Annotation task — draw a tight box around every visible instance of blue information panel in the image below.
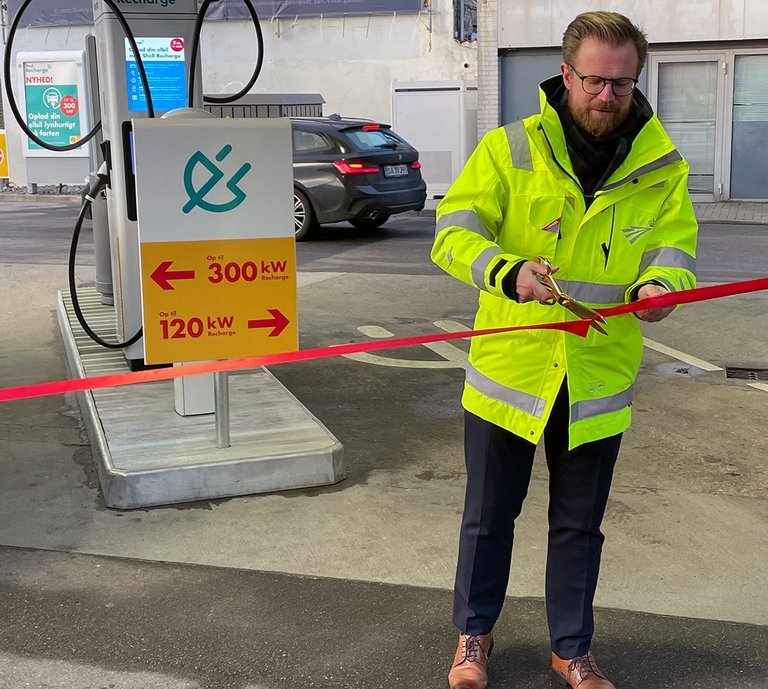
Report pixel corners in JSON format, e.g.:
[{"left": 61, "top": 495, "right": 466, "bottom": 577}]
[{"left": 125, "top": 37, "right": 188, "bottom": 113}]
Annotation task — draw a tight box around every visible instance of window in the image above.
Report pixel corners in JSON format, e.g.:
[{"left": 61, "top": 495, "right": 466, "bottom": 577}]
[
  {"left": 342, "top": 128, "right": 407, "bottom": 151},
  {"left": 656, "top": 61, "right": 719, "bottom": 194},
  {"left": 730, "top": 54, "right": 768, "bottom": 199},
  {"left": 649, "top": 53, "right": 725, "bottom": 199},
  {"left": 454, "top": 0, "right": 476, "bottom": 42},
  {"left": 292, "top": 130, "right": 337, "bottom": 154}
]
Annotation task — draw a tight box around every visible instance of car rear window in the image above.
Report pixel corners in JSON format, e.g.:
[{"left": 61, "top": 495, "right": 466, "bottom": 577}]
[
  {"left": 342, "top": 128, "right": 409, "bottom": 151},
  {"left": 293, "top": 129, "right": 338, "bottom": 153}
]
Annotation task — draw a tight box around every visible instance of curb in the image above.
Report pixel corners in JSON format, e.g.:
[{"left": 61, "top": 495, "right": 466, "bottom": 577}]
[
  {"left": 0, "top": 193, "right": 81, "bottom": 204},
  {"left": 696, "top": 218, "right": 768, "bottom": 225},
  {"left": 2, "top": 196, "right": 767, "bottom": 224}
]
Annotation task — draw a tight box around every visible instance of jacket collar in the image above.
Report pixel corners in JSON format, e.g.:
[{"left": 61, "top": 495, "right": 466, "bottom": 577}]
[{"left": 536, "top": 75, "right": 679, "bottom": 188}]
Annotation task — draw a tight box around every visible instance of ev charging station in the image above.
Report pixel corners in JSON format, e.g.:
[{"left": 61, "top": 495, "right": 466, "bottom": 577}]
[
  {"left": 92, "top": 0, "right": 202, "bottom": 367},
  {"left": 4, "top": 0, "right": 345, "bottom": 507}
]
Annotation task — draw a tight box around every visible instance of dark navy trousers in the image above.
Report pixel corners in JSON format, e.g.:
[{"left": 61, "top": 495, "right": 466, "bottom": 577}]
[{"left": 453, "top": 383, "right": 621, "bottom": 659}]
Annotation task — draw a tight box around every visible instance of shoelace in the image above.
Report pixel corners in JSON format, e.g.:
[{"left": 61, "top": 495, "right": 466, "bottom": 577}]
[
  {"left": 461, "top": 635, "right": 486, "bottom": 663},
  {"left": 567, "top": 654, "right": 606, "bottom": 683}
]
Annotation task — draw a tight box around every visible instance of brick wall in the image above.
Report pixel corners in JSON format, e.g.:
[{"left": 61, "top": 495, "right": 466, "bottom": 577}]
[{"left": 476, "top": 0, "right": 499, "bottom": 138}]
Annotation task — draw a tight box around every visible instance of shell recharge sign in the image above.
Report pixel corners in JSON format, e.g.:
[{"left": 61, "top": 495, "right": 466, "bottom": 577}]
[
  {"left": 132, "top": 118, "right": 298, "bottom": 365},
  {"left": 17, "top": 53, "right": 88, "bottom": 156}
]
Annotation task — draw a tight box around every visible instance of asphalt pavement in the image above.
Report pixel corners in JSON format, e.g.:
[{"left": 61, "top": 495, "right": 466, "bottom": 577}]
[{"left": 0, "top": 198, "right": 766, "bottom": 689}]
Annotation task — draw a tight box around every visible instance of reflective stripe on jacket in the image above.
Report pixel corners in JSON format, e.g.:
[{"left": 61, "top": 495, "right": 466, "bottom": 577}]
[{"left": 432, "top": 81, "right": 698, "bottom": 449}]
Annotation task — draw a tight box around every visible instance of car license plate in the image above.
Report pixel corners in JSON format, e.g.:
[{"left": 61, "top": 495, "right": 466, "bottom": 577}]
[{"left": 384, "top": 164, "right": 409, "bottom": 177}]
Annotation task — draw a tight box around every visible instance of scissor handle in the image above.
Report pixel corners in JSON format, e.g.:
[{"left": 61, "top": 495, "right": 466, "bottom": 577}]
[{"left": 535, "top": 257, "right": 566, "bottom": 301}]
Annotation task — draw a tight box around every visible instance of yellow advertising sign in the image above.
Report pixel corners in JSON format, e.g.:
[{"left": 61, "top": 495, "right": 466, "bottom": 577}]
[
  {"left": 0, "top": 130, "right": 9, "bottom": 178},
  {"left": 140, "top": 236, "right": 297, "bottom": 364}
]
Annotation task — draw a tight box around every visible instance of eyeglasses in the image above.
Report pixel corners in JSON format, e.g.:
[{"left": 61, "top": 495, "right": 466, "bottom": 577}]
[{"left": 567, "top": 64, "right": 638, "bottom": 97}]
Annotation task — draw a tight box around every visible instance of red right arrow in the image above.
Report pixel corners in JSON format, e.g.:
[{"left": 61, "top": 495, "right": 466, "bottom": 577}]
[
  {"left": 247, "top": 309, "right": 290, "bottom": 337},
  {"left": 150, "top": 261, "right": 195, "bottom": 290}
]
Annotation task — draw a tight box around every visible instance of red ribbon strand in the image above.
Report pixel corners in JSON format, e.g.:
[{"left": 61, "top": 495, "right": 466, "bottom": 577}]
[{"left": 1, "top": 277, "right": 766, "bottom": 404}]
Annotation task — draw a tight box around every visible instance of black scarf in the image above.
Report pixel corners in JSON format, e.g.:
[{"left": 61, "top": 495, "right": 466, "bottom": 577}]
[{"left": 554, "top": 85, "right": 647, "bottom": 200}]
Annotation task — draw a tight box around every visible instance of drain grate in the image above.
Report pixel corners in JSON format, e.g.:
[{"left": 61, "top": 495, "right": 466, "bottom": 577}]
[{"left": 725, "top": 367, "right": 768, "bottom": 381}]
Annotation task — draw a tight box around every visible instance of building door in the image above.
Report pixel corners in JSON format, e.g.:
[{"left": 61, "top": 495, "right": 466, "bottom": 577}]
[
  {"left": 648, "top": 53, "right": 726, "bottom": 201},
  {"left": 729, "top": 54, "right": 768, "bottom": 199}
]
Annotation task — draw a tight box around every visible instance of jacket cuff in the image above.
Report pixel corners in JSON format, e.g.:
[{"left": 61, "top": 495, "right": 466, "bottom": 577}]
[
  {"left": 629, "top": 279, "right": 667, "bottom": 302},
  {"left": 500, "top": 260, "right": 527, "bottom": 301}
]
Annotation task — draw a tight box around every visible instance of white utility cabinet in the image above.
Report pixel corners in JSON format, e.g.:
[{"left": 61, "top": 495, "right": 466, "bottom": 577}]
[{"left": 392, "top": 80, "right": 478, "bottom": 199}]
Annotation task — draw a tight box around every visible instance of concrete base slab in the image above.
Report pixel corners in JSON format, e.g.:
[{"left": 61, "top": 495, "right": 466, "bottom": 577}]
[{"left": 57, "top": 288, "right": 344, "bottom": 509}]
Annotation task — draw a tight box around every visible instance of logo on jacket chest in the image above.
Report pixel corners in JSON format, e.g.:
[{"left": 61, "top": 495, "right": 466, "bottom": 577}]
[
  {"left": 541, "top": 217, "right": 561, "bottom": 234},
  {"left": 621, "top": 219, "right": 656, "bottom": 244}
]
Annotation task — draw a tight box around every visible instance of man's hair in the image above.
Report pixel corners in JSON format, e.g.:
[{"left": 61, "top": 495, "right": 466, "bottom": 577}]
[{"left": 562, "top": 11, "right": 648, "bottom": 74}]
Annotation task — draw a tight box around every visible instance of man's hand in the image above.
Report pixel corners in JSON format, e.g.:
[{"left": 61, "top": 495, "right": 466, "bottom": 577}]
[
  {"left": 516, "top": 260, "right": 560, "bottom": 304},
  {"left": 635, "top": 283, "right": 673, "bottom": 322}
]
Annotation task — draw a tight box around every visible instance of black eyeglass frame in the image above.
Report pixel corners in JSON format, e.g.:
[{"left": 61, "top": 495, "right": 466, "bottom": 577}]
[{"left": 567, "top": 63, "right": 638, "bottom": 97}]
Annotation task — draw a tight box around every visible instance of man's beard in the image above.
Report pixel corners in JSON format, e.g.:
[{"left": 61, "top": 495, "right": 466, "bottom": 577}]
[{"left": 567, "top": 95, "right": 632, "bottom": 137}]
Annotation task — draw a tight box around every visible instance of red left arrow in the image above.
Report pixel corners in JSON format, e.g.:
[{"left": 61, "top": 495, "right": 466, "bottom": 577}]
[
  {"left": 150, "top": 261, "right": 196, "bottom": 290},
  {"left": 247, "top": 309, "right": 290, "bottom": 337}
]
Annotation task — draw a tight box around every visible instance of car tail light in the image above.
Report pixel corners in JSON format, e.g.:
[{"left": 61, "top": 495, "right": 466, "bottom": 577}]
[
  {"left": 333, "top": 160, "right": 379, "bottom": 175},
  {"left": 411, "top": 161, "right": 422, "bottom": 169}
]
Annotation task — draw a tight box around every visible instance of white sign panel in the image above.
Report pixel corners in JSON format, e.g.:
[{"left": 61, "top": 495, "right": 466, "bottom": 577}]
[{"left": 132, "top": 118, "right": 294, "bottom": 241}]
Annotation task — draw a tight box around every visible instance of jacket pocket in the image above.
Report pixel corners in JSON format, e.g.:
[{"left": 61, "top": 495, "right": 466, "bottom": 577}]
[{"left": 500, "top": 193, "right": 566, "bottom": 261}]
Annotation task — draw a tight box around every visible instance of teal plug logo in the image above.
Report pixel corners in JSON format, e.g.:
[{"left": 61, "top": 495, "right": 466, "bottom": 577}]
[{"left": 182, "top": 144, "right": 251, "bottom": 214}]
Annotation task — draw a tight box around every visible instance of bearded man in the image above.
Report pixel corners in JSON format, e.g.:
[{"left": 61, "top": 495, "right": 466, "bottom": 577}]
[{"left": 432, "top": 10, "right": 698, "bottom": 689}]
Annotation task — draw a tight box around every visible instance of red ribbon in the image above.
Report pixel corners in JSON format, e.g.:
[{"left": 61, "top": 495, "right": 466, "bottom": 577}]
[
  {"left": 1, "top": 277, "right": 766, "bottom": 403},
  {"left": 597, "top": 277, "right": 768, "bottom": 317}
]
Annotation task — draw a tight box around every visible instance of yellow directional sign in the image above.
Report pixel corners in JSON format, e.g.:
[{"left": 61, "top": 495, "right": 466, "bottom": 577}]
[
  {"left": 0, "top": 130, "right": 9, "bottom": 179},
  {"left": 140, "top": 237, "right": 297, "bottom": 363}
]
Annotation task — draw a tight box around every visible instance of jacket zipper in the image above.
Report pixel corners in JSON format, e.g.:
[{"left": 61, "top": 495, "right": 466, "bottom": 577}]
[
  {"left": 540, "top": 124, "right": 620, "bottom": 273},
  {"left": 601, "top": 206, "right": 615, "bottom": 269},
  {"left": 538, "top": 124, "right": 583, "bottom": 198}
]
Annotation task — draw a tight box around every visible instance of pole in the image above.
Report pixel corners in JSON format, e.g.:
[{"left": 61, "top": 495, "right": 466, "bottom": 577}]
[{"left": 214, "top": 371, "right": 230, "bottom": 448}]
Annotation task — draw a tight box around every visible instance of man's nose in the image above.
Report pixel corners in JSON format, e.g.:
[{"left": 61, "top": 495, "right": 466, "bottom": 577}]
[{"left": 596, "top": 83, "right": 617, "bottom": 102}]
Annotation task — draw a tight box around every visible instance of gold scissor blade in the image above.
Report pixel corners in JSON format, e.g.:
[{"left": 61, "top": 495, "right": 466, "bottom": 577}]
[
  {"left": 562, "top": 298, "right": 599, "bottom": 320},
  {"left": 589, "top": 319, "right": 608, "bottom": 335},
  {"left": 562, "top": 299, "right": 609, "bottom": 335}
]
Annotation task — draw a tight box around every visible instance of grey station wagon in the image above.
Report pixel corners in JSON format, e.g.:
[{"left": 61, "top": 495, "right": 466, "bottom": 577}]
[{"left": 291, "top": 115, "right": 427, "bottom": 240}]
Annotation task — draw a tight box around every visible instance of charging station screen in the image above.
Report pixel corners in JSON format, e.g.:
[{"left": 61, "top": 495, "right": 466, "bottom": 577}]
[{"left": 125, "top": 37, "right": 187, "bottom": 113}]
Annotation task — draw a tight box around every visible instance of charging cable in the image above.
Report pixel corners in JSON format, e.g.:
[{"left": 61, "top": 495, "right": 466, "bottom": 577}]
[{"left": 188, "top": 0, "right": 264, "bottom": 107}]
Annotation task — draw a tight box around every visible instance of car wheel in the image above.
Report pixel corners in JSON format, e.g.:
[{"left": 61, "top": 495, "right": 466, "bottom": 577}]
[
  {"left": 294, "top": 189, "right": 317, "bottom": 241},
  {"left": 350, "top": 214, "right": 390, "bottom": 231}
]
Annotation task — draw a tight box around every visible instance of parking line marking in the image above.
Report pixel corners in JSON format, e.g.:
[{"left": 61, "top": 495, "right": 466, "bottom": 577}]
[
  {"left": 342, "top": 351, "right": 461, "bottom": 368},
  {"left": 434, "top": 320, "right": 472, "bottom": 334},
  {"left": 748, "top": 383, "right": 768, "bottom": 393},
  {"left": 642, "top": 338, "right": 723, "bottom": 372},
  {"left": 297, "top": 272, "right": 346, "bottom": 288},
  {"left": 422, "top": 340, "right": 468, "bottom": 366},
  {"left": 357, "top": 325, "right": 394, "bottom": 338},
  {"left": 342, "top": 323, "right": 467, "bottom": 368}
]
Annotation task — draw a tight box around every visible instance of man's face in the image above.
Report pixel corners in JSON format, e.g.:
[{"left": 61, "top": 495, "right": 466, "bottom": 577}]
[{"left": 561, "top": 36, "right": 639, "bottom": 137}]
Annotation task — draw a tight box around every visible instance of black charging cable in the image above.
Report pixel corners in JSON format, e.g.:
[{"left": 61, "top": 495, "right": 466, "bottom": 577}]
[
  {"left": 2, "top": 0, "right": 154, "bottom": 347},
  {"left": 70, "top": 166, "right": 143, "bottom": 348},
  {"left": 187, "top": 0, "right": 264, "bottom": 107}
]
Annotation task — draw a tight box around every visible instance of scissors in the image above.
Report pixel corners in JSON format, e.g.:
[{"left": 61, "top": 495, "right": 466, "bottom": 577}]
[{"left": 534, "top": 257, "right": 608, "bottom": 335}]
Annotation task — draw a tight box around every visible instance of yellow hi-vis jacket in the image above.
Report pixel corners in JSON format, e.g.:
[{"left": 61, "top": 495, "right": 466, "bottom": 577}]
[{"left": 432, "top": 80, "right": 698, "bottom": 449}]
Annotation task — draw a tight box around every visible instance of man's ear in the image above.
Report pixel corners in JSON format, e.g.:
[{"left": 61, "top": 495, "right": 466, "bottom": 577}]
[{"left": 560, "top": 61, "right": 572, "bottom": 90}]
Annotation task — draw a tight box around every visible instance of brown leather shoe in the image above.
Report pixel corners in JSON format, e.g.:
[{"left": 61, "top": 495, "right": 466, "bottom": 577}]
[
  {"left": 551, "top": 652, "right": 616, "bottom": 688},
  {"left": 448, "top": 633, "right": 494, "bottom": 689}
]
